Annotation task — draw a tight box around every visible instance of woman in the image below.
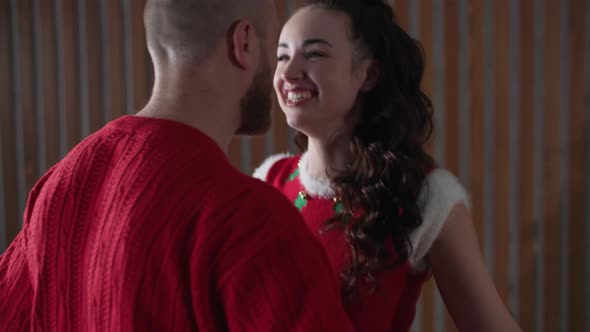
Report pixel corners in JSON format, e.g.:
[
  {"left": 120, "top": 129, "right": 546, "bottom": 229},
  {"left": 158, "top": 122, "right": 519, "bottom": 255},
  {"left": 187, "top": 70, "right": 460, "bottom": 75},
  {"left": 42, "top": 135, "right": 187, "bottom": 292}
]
[{"left": 254, "top": 0, "right": 521, "bottom": 331}]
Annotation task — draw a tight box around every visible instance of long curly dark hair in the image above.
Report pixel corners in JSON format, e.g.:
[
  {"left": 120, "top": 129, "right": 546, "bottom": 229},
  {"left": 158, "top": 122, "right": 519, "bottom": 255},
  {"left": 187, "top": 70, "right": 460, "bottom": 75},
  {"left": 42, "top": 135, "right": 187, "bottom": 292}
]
[{"left": 295, "top": 0, "right": 435, "bottom": 298}]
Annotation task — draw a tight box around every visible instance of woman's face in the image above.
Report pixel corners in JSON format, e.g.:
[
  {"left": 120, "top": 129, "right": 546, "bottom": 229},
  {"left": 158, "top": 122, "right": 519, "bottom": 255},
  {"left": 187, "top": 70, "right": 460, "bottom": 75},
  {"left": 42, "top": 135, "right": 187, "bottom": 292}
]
[{"left": 273, "top": 7, "right": 373, "bottom": 140}]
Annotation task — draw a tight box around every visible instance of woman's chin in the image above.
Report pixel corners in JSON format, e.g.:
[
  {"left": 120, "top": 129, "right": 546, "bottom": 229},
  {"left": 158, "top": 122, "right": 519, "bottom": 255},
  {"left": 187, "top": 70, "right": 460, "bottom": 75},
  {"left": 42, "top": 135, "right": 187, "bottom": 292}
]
[{"left": 284, "top": 115, "right": 307, "bottom": 132}]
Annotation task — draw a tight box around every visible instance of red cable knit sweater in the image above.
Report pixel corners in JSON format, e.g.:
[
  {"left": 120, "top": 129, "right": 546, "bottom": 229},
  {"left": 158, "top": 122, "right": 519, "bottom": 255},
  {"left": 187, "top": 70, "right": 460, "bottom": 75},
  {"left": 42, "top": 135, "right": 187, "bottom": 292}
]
[{"left": 0, "top": 116, "right": 354, "bottom": 332}]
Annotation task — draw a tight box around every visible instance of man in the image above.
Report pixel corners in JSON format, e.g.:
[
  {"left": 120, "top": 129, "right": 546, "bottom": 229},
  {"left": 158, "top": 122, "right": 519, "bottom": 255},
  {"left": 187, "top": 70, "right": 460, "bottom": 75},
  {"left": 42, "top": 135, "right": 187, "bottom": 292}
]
[{"left": 0, "top": 0, "right": 354, "bottom": 330}]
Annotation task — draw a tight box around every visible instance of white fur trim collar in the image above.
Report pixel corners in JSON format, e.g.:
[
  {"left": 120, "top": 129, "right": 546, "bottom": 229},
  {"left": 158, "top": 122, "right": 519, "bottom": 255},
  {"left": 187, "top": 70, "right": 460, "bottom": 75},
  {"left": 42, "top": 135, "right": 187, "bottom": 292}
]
[
  {"left": 252, "top": 153, "right": 292, "bottom": 181},
  {"left": 298, "top": 152, "right": 336, "bottom": 198}
]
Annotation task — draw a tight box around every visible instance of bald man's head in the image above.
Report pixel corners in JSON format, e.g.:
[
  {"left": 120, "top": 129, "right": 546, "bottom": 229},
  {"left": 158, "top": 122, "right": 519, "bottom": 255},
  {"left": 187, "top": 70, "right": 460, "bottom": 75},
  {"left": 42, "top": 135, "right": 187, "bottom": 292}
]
[
  {"left": 144, "top": 0, "right": 278, "bottom": 136},
  {"left": 144, "top": 0, "right": 273, "bottom": 63}
]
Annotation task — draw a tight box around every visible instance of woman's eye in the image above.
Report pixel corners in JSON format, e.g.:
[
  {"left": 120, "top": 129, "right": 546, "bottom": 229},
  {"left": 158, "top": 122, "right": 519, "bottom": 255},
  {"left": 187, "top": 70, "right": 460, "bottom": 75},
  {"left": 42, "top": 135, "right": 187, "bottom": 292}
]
[
  {"left": 277, "top": 54, "right": 289, "bottom": 61},
  {"left": 304, "top": 51, "right": 325, "bottom": 59}
]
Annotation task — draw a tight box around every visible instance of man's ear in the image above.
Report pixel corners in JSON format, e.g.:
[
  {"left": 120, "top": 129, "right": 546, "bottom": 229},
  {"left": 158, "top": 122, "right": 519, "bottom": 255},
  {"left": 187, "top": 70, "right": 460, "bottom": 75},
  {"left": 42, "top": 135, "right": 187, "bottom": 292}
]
[
  {"left": 360, "top": 60, "right": 380, "bottom": 92},
  {"left": 228, "top": 20, "right": 255, "bottom": 70}
]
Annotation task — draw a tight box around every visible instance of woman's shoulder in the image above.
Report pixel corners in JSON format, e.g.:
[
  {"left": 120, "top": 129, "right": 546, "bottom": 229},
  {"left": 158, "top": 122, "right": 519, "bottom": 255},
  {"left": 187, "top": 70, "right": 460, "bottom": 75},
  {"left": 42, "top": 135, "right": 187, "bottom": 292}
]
[{"left": 409, "top": 168, "right": 471, "bottom": 270}]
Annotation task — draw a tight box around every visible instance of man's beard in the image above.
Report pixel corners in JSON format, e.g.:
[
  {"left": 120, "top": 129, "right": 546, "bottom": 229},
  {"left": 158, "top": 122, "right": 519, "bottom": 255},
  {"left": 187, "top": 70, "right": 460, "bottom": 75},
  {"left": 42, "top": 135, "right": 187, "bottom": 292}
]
[{"left": 235, "top": 56, "right": 273, "bottom": 136}]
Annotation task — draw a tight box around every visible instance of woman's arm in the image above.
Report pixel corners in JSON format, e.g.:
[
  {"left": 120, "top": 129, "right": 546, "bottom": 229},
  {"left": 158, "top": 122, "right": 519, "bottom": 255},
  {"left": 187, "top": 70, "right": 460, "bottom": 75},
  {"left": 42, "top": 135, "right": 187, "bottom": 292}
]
[{"left": 428, "top": 203, "right": 522, "bottom": 332}]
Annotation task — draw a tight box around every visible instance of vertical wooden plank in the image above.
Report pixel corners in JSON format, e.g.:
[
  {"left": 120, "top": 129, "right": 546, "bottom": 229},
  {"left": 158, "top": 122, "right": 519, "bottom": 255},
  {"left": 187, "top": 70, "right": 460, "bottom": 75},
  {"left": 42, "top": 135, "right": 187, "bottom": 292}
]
[
  {"left": 54, "top": 0, "right": 67, "bottom": 157},
  {"left": 457, "top": 0, "right": 470, "bottom": 187},
  {"left": 99, "top": 0, "right": 111, "bottom": 124},
  {"left": 444, "top": 0, "right": 459, "bottom": 175},
  {"left": 39, "top": 0, "right": 60, "bottom": 168},
  {"left": 585, "top": 1, "right": 590, "bottom": 329},
  {"left": 492, "top": 0, "right": 511, "bottom": 310},
  {"left": 482, "top": 0, "right": 494, "bottom": 278},
  {"left": 542, "top": 0, "right": 561, "bottom": 330},
  {"left": 106, "top": 0, "right": 126, "bottom": 120},
  {"left": 77, "top": 0, "right": 90, "bottom": 137},
  {"left": 558, "top": 1, "right": 571, "bottom": 330},
  {"left": 32, "top": 0, "right": 47, "bottom": 175},
  {"left": 0, "top": 0, "right": 17, "bottom": 246},
  {"left": 507, "top": 0, "right": 521, "bottom": 319},
  {"left": 432, "top": 0, "right": 445, "bottom": 167},
  {"left": 532, "top": 0, "right": 546, "bottom": 330},
  {"left": 84, "top": 0, "right": 104, "bottom": 133},
  {"left": 131, "top": 0, "right": 149, "bottom": 112},
  {"left": 15, "top": 0, "right": 40, "bottom": 205},
  {"left": 9, "top": 0, "right": 26, "bottom": 226},
  {"left": 567, "top": 0, "right": 586, "bottom": 330},
  {"left": 59, "top": 0, "right": 81, "bottom": 150},
  {"left": 469, "top": 0, "right": 486, "bottom": 291},
  {"left": 518, "top": 0, "right": 536, "bottom": 329},
  {"left": 122, "top": 0, "right": 133, "bottom": 115}
]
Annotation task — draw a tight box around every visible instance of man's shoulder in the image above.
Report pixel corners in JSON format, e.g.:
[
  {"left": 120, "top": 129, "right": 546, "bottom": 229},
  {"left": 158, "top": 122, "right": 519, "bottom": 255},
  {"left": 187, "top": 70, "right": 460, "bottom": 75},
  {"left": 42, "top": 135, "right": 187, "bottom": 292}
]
[
  {"left": 197, "top": 172, "right": 304, "bottom": 242},
  {"left": 208, "top": 172, "right": 297, "bottom": 212},
  {"left": 205, "top": 174, "right": 321, "bottom": 279},
  {"left": 198, "top": 173, "right": 307, "bottom": 262}
]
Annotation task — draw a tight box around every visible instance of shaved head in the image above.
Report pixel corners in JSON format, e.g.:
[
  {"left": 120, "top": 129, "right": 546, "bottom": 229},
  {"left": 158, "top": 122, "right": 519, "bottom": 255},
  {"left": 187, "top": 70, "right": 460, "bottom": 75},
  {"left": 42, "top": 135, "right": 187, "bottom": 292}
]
[
  {"left": 144, "top": 0, "right": 278, "bottom": 136},
  {"left": 144, "top": 0, "right": 271, "bottom": 63}
]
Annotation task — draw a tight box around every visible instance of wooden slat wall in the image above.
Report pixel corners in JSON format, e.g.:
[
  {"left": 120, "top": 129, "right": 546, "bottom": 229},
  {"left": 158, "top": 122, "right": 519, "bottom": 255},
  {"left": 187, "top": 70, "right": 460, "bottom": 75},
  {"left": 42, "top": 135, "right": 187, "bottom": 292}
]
[
  {"left": 0, "top": 0, "right": 588, "bottom": 330},
  {"left": 569, "top": 2, "right": 587, "bottom": 332},
  {"left": 544, "top": 2, "right": 562, "bottom": 331},
  {"left": 519, "top": 0, "right": 537, "bottom": 330},
  {"left": 0, "top": 0, "right": 13, "bottom": 250}
]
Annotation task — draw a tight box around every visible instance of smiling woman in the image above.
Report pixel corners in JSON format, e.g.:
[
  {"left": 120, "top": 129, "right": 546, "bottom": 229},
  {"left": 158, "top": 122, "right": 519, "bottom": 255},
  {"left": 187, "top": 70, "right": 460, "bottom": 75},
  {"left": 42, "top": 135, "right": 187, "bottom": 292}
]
[
  {"left": 274, "top": 8, "right": 369, "bottom": 139},
  {"left": 255, "top": 0, "right": 522, "bottom": 331}
]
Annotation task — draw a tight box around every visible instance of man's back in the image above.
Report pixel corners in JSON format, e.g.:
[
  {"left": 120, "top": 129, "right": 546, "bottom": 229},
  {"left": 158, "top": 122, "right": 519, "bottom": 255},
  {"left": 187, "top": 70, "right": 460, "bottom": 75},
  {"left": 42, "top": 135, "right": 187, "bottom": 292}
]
[{"left": 0, "top": 116, "right": 353, "bottom": 331}]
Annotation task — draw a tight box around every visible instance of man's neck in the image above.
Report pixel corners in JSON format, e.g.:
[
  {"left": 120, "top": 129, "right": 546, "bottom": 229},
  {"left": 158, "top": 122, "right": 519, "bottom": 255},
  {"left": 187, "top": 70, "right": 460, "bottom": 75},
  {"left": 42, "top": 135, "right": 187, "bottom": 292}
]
[{"left": 137, "top": 81, "right": 240, "bottom": 154}]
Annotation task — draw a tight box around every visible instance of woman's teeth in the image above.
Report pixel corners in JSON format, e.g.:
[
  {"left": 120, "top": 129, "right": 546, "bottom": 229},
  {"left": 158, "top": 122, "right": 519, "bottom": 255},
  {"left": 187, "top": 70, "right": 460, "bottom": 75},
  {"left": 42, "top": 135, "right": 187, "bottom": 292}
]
[{"left": 287, "top": 91, "right": 313, "bottom": 103}]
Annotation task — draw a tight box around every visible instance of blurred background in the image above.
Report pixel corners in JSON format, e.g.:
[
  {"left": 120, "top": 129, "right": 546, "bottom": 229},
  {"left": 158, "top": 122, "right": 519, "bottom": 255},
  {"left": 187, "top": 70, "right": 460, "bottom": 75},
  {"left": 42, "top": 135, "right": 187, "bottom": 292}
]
[{"left": 0, "top": 0, "right": 588, "bottom": 331}]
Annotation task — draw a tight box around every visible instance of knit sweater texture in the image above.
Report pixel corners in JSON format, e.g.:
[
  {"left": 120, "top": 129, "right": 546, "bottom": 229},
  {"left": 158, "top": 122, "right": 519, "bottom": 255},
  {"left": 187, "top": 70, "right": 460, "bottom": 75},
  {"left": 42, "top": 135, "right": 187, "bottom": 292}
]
[{"left": 0, "top": 116, "right": 354, "bottom": 332}]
